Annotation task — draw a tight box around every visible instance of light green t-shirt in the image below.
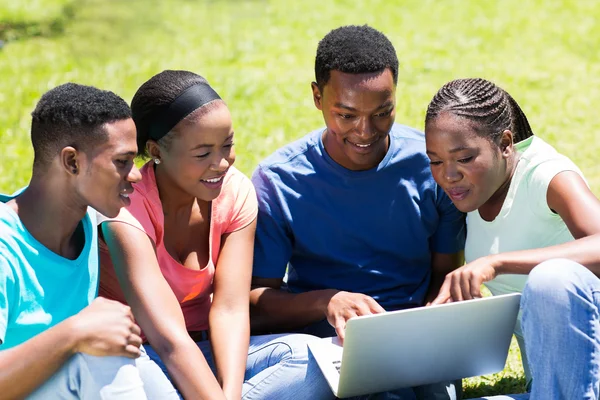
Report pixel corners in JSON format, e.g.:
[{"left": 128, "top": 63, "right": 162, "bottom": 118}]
[
  {"left": 465, "top": 136, "right": 584, "bottom": 381},
  {"left": 465, "top": 136, "right": 584, "bottom": 294}
]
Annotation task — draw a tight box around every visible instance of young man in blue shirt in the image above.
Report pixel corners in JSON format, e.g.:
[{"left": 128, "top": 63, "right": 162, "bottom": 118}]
[
  {"left": 250, "top": 25, "right": 465, "bottom": 399},
  {"left": 0, "top": 83, "right": 177, "bottom": 399}
]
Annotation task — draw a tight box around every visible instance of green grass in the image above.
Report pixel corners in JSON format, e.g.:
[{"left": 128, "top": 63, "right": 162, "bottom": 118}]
[{"left": 3, "top": 0, "right": 600, "bottom": 395}]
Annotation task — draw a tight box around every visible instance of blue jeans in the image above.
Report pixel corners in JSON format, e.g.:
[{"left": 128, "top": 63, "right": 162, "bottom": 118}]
[
  {"left": 469, "top": 259, "right": 600, "bottom": 400},
  {"left": 145, "top": 333, "right": 334, "bottom": 400},
  {"left": 28, "top": 346, "right": 178, "bottom": 399}
]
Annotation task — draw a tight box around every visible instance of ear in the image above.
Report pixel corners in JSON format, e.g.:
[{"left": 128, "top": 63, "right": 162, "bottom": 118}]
[
  {"left": 311, "top": 82, "right": 323, "bottom": 110},
  {"left": 61, "top": 146, "right": 80, "bottom": 176},
  {"left": 146, "top": 140, "right": 162, "bottom": 160},
  {"left": 499, "top": 129, "right": 514, "bottom": 159}
]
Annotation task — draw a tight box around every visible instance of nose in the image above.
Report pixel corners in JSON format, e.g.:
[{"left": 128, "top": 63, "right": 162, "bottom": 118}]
[
  {"left": 127, "top": 164, "right": 142, "bottom": 183},
  {"left": 210, "top": 154, "right": 231, "bottom": 173},
  {"left": 356, "top": 117, "right": 376, "bottom": 138},
  {"left": 444, "top": 163, "right": 462, "bottom": 183}
]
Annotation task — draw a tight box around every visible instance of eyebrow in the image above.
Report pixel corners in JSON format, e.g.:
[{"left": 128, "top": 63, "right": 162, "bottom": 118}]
[
  {"left": 426, "top": 146, "right": 473, "bottom": 156},
  {"left": 333, "top": 100, "right": 394, "bottom": 112},
  {"left": 190, "top": 133, "right": 234, "bottom": 151},
  {"left": 115, "top": 151, "right": 137, "bottom": 157}
]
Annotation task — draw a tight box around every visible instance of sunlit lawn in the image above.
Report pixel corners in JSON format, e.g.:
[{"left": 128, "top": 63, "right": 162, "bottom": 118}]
[{"left": 3, "top": 0, "right": 600, "bottom": 396}]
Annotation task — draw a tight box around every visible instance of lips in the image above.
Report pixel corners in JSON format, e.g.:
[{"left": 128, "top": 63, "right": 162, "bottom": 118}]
[{"left": 446, "top": 187, "right": 470, "bottom": 201}]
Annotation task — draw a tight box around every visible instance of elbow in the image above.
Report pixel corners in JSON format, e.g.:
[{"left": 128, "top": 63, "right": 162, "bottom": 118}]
[{"left": 146, "top": 329, "right": 194, "bottom": 360}]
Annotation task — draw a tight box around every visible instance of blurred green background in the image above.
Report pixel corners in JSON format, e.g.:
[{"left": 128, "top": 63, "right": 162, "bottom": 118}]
[{"left": 3, "top": 0, "right": 600, "bottom": 396}]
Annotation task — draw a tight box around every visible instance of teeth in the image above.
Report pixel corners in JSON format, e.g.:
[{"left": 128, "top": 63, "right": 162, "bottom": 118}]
[
  {"left": 120, "top": 193, "right": 129, "bottom": 198},
  {"left": 203, "top": 176, "right": 223, "bottom": 183},
  {"left": 355, "top": 143, "right": 372, "bottom": 148}
]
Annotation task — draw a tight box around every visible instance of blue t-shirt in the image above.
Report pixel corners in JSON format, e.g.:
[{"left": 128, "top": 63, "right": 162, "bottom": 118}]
[
  {"left": 0, "top": 193, "right": 99, "bottom": 349},
  {"left": 252, "top": 124, "right": 465, "bottom": 310}
]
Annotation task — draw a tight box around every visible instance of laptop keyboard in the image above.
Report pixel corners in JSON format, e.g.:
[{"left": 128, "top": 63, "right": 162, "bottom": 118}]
[{"left": 332, "top": 360, "right": 341, "bottom": 374}]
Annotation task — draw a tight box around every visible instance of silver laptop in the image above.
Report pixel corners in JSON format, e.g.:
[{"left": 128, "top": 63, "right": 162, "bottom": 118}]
[{"left": 308, "top": 293, "right": 521, "bottom": 398}]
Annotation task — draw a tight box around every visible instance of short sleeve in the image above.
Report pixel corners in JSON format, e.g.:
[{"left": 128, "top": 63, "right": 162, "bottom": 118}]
[
  {"left": 224, "top": 174, "right": 258, "bottom": 234},
  {"left": 251, "top": 166, "right": 293, "bottom": 279},
  {"left": 528, "top": 158, "right": 585, "bottom": 217},
  {"left": 0, "top": 254, "right": 15, "bottom": 345},
  {"left": 430, "top": 185, "right": 466, "bottom": 254}
]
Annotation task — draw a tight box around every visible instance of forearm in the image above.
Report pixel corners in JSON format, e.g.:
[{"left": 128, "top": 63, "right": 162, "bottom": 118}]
[
  {"left": 492, "top": 234, "right": 600, "bottom": 277},
  {"left": 0, "top": 318, "right": 78, "bottom": 398},
  {"left": 250, "top": 287, "right": 336, "bottom": 332},
  {"left": 157, "top": 337, "right": 225, "bottom": 400},
  {"left": 209, "top": 308, "right": 249, "bottom": 400}
]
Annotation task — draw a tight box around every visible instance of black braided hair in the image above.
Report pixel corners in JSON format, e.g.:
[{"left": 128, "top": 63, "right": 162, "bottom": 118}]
[{"left": 425, "top": 78, "right": 533, "bottom": 144}]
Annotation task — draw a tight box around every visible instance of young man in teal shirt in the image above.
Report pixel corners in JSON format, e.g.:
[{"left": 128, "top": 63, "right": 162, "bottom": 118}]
[{"left": 0, "top": 83, "right": 177, "bottom": 399}]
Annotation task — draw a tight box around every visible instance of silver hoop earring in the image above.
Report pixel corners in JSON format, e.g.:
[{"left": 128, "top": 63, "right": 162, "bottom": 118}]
[{"left": 154, "top": 158, "right": 161, "bottom": 165}]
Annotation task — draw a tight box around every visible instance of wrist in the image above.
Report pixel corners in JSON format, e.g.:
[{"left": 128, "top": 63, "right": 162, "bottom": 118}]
[
  {"left": 316, "top": 289, "right": 339, "bottom": 317},
  {"left": 487, "top": 254, "right": 504, "bottom": 275},
  {"left": 62, "top": 316, "right": 84, "bottom": 356}
]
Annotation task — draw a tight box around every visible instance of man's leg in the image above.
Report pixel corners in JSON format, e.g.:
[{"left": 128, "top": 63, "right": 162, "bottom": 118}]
[
  {"left": 241, "top": 333, "right": 335, "bottom": 400},
  {"left": 466, "top": 395, "right": 529, "bottom": 400},
  {"left": 522, "top": 259, "right": 600, "bottom": 400},
  {"left": 28, "top": 353, "right": 148, "bottom": 400}
]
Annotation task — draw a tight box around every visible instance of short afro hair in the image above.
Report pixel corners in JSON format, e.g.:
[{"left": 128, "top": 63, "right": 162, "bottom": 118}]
[
  {"left": 315, "top": 25, "right": 398, "bottom": 89},
  {"left": 131, "top": 70, "right": 224, "bottom": 157},
  {"left": 31, "top": 83, "right": 131, "bottom": 168}
]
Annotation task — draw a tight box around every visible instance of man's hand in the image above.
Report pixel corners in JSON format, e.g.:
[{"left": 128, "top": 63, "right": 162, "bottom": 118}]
[
  {"left": 431, "top": 256, "right": 498, "bottom": 305},
  {"left": 325, "top": 291, "right": 385, "bottom": 342},
  {"left": 70, "top": 297, "right": 142, "bottom": 358}
]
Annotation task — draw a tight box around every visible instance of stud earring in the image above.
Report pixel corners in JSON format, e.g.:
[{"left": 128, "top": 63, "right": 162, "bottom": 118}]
[{"left": 154, "top": 158, "right": 161, "bottom": 165}]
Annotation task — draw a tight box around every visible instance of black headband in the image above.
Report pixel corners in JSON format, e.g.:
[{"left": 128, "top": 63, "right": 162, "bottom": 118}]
[{"left": 148, "top": 83, "right": 221, "bottom": 141}]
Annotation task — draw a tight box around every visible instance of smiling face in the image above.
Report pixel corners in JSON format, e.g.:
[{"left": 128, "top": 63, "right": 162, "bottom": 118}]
[
  {"left": 75, "top": 118, "right": 141, "bottom": 218},
  {"left": 313, "top": 69, "right": 396, "bottom": 171},
  {"left": 150, "top": 102, "right": 235, "bottom": 202},
  {"left": 425, "top": 112, "right": 514, "bottom": 213}
]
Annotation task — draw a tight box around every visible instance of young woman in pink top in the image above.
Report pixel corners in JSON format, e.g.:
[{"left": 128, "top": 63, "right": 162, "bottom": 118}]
[{"left": 99, "top": 70, "right": 332, "bottom": 400}]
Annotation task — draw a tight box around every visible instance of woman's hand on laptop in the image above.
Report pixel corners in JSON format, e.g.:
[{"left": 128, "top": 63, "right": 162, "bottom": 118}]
[
  {"left": 325, "top": 291, "right": 386, "bottom": 343},
  {"left": 431, "top": 256, "right": 499, "bottom": 305}
]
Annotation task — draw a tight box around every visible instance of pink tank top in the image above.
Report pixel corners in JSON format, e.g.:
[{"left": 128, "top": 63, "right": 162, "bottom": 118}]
[{"left": 99, "top": 162, "right": 257, "bottom": 332}]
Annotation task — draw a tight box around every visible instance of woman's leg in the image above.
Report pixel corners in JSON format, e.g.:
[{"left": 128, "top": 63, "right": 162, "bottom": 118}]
[{"left": 522, "top": 259, "right": 600, "bottom": 400}]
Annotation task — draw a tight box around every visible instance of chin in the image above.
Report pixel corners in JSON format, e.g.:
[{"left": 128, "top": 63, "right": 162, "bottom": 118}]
[
  {"left": 95, "top": 205, "right": 121, "bottom": 219},
  {"left": 454, "top": 201, "right": 478, "bottom": 214}
]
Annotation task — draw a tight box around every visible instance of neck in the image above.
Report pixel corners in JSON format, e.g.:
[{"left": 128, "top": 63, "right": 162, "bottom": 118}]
[
  {"left": 154, "top": 164, "right": 198, "bottom": 215},
  {"left": 13, "top": 173, "right": 88, "bottom": 258},
  {"left": 478, "top": 153, "right": 520, "bottom": 221}
]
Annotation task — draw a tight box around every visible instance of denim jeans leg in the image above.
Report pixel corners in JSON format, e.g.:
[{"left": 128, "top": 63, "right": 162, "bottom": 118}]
[
  {"left": 146, "top": 333, "right": 333, "bottom": 400},
  {"left": 242, "top": 333, "right": 335, "bottom": 400},
  {"left": 28, "top": 353, "right": 148, "bottom": 400},
  {"left": 522, "top": 259, "right": 600, "bottom": 400}
]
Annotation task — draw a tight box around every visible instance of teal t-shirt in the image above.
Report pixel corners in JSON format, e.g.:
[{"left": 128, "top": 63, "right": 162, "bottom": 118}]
[{"left": 0, "top": 192, "right": 99, "bottom": 349}]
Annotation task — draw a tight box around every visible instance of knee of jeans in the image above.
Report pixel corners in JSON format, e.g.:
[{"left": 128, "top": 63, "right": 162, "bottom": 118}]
[
  {"left": 275, "top": 333, "right": 318, "bottom": 362},
  {"left": 525, "top": 259, "right": 587, "bottom": 300}
]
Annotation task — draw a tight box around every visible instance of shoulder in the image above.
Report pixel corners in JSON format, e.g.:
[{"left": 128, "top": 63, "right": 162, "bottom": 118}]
[
  {"left": 521, "top": 137, "right": 584, "bottom": 183},
  {"left": 0, "top": 203, "right": 23, "bottom": 249},
  {"left": 255, "top": 128, "right": 322, "bottom": 175},
  {"left": 222, "top": 166, "right": 255, "bottom": 197},
  {"left": 389, "top": 123, "right": 426, "bottom": 143},
  {"left": 390, "top": 124, "right": 429, "bottom": 157}
]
